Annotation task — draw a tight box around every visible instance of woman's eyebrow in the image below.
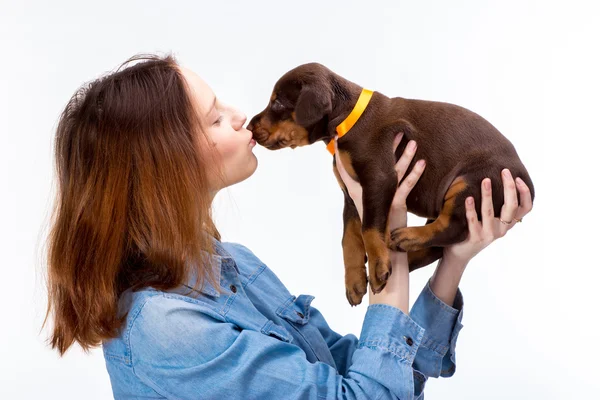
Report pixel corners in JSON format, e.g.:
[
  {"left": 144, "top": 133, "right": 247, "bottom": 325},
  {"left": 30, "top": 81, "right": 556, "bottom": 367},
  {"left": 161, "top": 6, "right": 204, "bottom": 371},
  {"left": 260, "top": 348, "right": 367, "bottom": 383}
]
[{"left": 205, "top": 96, "right": 216, "bottom": 117}]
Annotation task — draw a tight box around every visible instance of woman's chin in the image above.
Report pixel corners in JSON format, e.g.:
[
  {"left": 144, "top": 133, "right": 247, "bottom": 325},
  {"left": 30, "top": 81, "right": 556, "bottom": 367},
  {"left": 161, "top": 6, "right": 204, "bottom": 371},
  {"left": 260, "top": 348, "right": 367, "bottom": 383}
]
[
  {"left": 230, "top": 157, "right": 258, "bottom": 187},
  {"left": 247, "top": 154, "right": 258, "bottom": 177}
]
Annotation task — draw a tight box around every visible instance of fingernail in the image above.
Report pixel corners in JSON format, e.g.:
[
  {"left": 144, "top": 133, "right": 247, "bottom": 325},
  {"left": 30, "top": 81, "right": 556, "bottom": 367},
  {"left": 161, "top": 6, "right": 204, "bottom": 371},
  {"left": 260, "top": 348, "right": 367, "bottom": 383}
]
[
  {"left": 467, "top": 197, "right": 474, "bottom": 206},
  {"left": 516, "top": 177, "right": 524, "bottom": 185},
  {"left": 408, "top": 140, "right": 416, "bottom": 151},
  {"left": 417, "top": 159, "right": 425, "bottom": 167},
  {"left": 484, "top": 179, "right": 491, "bottom": 190},
  {"left": 503, "top": 169, "right": 511, "bottom": 178}
]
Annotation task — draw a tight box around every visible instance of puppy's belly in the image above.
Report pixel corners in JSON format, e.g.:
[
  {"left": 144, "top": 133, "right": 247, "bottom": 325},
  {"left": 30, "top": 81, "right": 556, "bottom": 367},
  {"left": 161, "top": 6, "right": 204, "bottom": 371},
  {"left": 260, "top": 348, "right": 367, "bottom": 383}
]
[
  {"left": 402, "top": 169, "right": 460, "bottom": 219},
  {"left": 405, "top": 190, "right": 434, "bottom": 219}
]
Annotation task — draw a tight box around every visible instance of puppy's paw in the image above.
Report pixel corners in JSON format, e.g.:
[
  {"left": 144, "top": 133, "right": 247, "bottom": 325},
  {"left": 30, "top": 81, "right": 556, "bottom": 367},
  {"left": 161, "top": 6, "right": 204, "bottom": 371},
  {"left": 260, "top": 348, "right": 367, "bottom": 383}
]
[
  {"left": 368, "top": 257, "right": 391, "bottom": 294},
  {"left": 390, "top": 227, "right": 428, "bottom": 252},
  {"left": 345, "top": 274, "right": 368, "bottom": 306}
]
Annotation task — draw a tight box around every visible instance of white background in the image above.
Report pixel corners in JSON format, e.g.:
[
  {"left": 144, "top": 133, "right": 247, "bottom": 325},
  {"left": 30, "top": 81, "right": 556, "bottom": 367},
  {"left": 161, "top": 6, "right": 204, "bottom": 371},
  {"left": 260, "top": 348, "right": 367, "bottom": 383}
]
[{"left": 1, "top": 0, "right": 598, "bottom": 398}]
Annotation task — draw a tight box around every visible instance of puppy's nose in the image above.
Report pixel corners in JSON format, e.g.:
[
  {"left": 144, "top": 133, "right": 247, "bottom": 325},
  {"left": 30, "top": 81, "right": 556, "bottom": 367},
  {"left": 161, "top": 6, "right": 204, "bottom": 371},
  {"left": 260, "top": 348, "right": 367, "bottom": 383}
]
[{"left": 247, "top": 115, "right": 259, "bottom": 132}]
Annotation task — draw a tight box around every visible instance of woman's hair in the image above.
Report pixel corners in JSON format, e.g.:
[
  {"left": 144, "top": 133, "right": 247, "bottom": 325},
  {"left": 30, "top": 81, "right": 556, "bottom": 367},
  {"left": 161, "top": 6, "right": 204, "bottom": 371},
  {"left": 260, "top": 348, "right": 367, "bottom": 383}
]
[{"left": 44, "top": 53, "right": 224, "bottom": 355}]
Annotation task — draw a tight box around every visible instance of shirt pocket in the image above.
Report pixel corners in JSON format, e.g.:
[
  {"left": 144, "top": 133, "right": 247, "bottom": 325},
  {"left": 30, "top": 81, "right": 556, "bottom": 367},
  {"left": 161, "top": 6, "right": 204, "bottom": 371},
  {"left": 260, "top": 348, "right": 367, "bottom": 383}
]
[{"left": 275, "top": 294, "right": 315, "bottom": 325}]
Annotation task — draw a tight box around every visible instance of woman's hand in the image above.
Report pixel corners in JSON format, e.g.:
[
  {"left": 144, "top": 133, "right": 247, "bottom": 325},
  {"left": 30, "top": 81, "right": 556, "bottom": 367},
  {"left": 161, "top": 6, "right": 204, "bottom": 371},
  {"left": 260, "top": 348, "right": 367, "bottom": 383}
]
[
  {"left": 334, "top": 133, "right": 426, "bottom": 231},
  {"left": 442, "top": 170, "right": 534, "bottom": 265},
  {"left": 430, "top": 170, "right": 533, "bottom": 307}
]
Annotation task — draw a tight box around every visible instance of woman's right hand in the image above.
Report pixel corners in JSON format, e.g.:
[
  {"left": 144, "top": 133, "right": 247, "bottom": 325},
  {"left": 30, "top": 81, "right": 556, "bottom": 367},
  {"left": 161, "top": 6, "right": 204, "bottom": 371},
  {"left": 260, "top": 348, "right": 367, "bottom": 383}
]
[{"left": 334, "top": 133, "right": 426, "bottom": 231}]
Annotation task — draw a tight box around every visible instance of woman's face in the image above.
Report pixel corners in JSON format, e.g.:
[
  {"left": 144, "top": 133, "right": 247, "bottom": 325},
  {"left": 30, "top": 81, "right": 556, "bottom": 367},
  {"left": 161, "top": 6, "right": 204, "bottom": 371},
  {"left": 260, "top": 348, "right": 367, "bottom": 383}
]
[{"left": 180, "top": 66, "right": 258, "bottom": 193}]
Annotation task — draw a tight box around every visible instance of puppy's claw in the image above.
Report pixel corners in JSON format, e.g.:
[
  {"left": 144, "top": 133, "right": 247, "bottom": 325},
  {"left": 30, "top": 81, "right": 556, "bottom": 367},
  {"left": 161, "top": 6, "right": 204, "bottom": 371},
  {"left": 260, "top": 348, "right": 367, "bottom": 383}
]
[
  {"left": 345, "top": 280, "right": 367, "bottom": 306},
  {"left": 369, "top": 258, "right": 392, "bottom": 294},
  {"left": 370, "top": 278, "right": 388, "bottom": 294}
]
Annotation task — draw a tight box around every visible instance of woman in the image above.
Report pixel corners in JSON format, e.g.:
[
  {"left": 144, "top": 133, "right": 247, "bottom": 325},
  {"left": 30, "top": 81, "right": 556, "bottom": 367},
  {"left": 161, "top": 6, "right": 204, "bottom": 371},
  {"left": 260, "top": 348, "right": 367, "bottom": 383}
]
[{"left": 45, "top": 54, "right": 532, "bottom": 399}]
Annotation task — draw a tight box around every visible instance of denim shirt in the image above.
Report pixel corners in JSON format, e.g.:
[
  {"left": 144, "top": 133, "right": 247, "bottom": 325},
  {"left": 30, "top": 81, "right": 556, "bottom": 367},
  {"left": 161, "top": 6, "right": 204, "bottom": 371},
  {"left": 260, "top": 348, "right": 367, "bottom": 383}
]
[{"left": 103, "top": 238, "right": 464, "bottom": 399}]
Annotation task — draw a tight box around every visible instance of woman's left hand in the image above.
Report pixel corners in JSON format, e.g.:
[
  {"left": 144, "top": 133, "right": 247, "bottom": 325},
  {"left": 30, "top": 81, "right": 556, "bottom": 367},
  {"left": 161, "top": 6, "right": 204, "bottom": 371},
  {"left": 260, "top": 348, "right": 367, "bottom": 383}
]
[{"left": 442, "top": 169, "right": 533, "bottom": 265}]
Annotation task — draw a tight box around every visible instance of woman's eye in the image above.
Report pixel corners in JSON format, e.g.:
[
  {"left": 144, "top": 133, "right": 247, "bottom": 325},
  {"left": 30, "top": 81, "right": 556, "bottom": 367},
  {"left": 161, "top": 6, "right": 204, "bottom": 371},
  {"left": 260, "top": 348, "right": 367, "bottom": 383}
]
[{"left": 213, "top": 115, "right": 223, "bottom": 126}]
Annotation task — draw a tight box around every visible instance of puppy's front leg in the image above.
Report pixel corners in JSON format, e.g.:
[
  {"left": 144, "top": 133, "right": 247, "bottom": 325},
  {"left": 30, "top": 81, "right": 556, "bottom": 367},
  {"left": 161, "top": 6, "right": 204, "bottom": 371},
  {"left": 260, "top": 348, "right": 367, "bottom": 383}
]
[
  {"left": 360, "top": 168, "right": 397, "bottom": 294},
  {"left": 342, "top": 196, "right": 368, "bottom": 306},
  {"left": 333, "top": 160, "right": 368, "bottom": 306}
]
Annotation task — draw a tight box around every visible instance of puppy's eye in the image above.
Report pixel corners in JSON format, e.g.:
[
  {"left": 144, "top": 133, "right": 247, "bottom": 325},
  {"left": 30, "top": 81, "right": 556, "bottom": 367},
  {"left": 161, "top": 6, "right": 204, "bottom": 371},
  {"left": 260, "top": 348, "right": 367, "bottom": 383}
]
[{"left": 271, "top": 99, "right": 285, "bottom": 113}]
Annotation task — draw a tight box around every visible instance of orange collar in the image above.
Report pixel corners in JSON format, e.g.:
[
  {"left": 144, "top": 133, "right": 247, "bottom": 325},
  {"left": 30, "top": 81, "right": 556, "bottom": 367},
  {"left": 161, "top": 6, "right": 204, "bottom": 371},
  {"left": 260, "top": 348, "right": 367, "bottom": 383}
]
[{"left": 326, "top": 88, "right": 374, "bottom": 155}]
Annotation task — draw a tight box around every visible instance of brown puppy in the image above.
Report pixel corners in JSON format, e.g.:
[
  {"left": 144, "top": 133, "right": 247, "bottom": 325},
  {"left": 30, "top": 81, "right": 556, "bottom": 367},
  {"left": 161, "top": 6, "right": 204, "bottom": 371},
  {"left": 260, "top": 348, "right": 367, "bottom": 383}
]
[{"left": 248, "top": 63, "right": 535, "bottom": 306}]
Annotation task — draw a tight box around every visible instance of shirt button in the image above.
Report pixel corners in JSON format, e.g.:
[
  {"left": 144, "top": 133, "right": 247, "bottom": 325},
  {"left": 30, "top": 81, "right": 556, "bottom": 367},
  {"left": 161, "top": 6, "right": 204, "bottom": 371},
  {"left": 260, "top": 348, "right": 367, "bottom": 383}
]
[
  {"left": 229, "top": 284, "right": 237, "bottom": 293},
  {"left": 296, "top": 311, "right": 304, "bottom": 319},
  {"left": 404, "top": 336, "right": 414, "bottom": 346}
]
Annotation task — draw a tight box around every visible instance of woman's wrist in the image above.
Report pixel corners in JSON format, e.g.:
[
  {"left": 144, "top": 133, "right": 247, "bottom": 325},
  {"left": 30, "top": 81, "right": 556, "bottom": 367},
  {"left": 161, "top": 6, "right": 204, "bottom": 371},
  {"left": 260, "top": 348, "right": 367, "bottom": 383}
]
[
  {"left": 369, "top": 250, "right": 410, "bottom": 313},
  {"left": 429, "top": 255, "right": 468, "bottom": 307},
  {"left": 442, "top": 247, "right": 473, "bottom": 268}
]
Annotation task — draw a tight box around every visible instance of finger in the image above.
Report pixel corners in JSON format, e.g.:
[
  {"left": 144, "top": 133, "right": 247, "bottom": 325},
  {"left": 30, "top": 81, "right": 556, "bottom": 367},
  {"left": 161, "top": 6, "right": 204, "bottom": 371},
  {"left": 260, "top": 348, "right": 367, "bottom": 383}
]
[
  {"left": 481, "top": 178, "right": 495, "bottom": 234},
  {"left": 394, "top": 140, "right": 418, "bottom": 184},
  {"left": 514, "top": 177, "right": 533, "bottom": 219},
  {"left": 499, "top": 169, "right": 519, "bottom": 232},
  {"left": 465, "top": 196, "right": 483, "bottom": 240},
  {"left": 395, "top": 159, "right": 426, "bottom": 200},
  {"left": 392, "top": 132, "right": 404, "bottom": 154}
]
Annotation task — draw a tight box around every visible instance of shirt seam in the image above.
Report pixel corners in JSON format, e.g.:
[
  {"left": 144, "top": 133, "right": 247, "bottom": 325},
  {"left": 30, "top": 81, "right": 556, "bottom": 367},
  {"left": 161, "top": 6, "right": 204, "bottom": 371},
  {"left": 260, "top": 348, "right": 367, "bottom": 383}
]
[
  {"left": 358, "top": 339, "right": 416, "bottom": 363},
  {"left": 243, "top": 263, "right": 266, "bottom": 288},
  {"left": 127, "top": 294, "right": 200, "bottom": 400},
  {"left": 366, "top": 304, "right": 425, "bottom": 334},
  {"left": 122, "top": 292, "right": 162, "bottom": 366},
  {"left": 418, "top": 337, "right": 449, "bottom": 356}
]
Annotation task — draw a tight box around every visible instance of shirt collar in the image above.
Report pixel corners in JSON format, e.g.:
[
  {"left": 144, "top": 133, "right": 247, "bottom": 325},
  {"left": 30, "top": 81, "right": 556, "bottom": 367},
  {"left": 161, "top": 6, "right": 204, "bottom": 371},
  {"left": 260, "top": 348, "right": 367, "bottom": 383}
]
[{"left": 183, "top": 235, "right": 240, "bottom": 297}]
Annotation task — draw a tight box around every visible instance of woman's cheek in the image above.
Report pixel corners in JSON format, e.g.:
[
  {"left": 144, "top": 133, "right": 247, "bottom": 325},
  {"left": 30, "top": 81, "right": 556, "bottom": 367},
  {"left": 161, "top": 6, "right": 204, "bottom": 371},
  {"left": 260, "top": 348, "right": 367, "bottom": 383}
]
[
  {"left": 217, "top": 141, "right": 242, "bottom": 168},
  {"left": 213, "top": 135, "right": 233, "bottom": 156}
]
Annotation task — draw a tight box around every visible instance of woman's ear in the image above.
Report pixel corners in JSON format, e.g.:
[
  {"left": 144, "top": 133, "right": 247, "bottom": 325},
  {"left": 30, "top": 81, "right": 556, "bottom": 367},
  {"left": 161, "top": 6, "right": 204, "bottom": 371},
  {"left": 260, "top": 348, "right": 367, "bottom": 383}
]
[{"left": 293, "top": 84, "right": 332, "bottom": 127}]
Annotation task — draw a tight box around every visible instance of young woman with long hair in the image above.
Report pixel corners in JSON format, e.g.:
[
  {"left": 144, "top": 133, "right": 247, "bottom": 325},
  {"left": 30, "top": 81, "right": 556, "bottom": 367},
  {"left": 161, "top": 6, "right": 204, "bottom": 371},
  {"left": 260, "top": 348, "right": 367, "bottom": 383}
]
[{"left": 44, "top": 53, "right": 532, "bottom": 399}]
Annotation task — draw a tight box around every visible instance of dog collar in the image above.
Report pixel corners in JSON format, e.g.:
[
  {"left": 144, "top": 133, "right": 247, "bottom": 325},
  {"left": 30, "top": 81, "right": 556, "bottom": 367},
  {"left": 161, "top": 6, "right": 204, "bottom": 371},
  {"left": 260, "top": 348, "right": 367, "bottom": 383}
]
[{"left": 326, "top": 88, "right": 374, "bottom": 155}]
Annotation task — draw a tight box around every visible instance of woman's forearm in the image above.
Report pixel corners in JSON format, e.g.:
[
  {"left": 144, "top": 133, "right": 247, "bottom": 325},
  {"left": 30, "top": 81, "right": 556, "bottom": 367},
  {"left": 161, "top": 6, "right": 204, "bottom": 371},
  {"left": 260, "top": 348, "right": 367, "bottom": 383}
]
[
  {"left": 429, "top": 255, "right": 468, "bottom": 307},
  {"left": 369, "top": 251, "right": 410, "bottom": 313}
]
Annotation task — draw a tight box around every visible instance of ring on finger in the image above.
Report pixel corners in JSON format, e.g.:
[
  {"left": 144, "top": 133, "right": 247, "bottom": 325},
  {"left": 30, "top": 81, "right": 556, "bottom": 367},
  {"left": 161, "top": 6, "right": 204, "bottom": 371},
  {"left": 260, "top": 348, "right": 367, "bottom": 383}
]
[{"left": 497, "top": 217, "right": 523, "bottom": 225}]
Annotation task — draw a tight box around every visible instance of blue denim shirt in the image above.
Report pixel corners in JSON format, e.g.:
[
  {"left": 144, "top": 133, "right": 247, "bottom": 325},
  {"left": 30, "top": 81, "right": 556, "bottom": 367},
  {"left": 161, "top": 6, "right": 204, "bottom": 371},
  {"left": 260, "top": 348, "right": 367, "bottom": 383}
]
[{"left": 103, "top": 238, "right": 464, "bottom": 399}]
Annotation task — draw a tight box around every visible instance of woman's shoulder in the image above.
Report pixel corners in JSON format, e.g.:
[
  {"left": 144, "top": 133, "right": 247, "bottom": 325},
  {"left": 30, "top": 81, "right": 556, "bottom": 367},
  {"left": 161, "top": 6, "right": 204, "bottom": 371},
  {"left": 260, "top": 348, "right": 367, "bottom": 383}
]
[
  {"left": 219, "top": 241, "right": 261, "bottom": 263},
  {"left": 219, "top": 241, "right": 271, "bottom": 278},
  {"left": 103, "top": 289, "right": 228, "bottom": 364},
  {"left": 122, "top": 288, "right": 225, "bottom": 331},
  {"left": 220, "top": 241, "right": 288, "bottom": 285}
]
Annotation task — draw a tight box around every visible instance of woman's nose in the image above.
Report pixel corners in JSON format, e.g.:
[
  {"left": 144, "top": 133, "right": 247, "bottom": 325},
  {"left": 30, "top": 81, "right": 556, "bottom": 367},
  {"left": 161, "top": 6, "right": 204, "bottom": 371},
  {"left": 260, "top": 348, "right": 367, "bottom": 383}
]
[{"left": 233, "top": 112, "right": 247, "bottom": 130}]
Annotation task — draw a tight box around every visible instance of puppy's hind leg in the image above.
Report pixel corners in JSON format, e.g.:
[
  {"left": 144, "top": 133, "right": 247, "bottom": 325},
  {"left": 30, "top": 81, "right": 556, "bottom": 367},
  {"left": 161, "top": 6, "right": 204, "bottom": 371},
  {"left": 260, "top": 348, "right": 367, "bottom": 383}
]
[{"left": 391, "top": 177, "right": 470, "bottom": 252}]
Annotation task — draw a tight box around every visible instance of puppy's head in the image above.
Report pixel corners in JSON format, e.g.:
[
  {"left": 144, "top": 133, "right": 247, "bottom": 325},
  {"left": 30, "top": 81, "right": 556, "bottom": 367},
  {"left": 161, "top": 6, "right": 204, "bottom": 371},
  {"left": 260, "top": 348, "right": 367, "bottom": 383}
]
[{"left": 248, "top": 63, "right": 334, "bottom": 150}]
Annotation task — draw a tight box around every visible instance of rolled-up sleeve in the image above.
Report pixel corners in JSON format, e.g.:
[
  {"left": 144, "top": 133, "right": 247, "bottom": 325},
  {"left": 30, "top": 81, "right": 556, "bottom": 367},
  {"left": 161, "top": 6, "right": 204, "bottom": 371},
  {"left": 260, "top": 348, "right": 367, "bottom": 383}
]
[
  {"left": 312, "top": 279, "right": 464, "bottom": 384},
  {"left": 409, "top": 279, "right": 464, "bottom": 378},
  {"left": 129, "top": 294, "right": 429, "bottom": 399}
]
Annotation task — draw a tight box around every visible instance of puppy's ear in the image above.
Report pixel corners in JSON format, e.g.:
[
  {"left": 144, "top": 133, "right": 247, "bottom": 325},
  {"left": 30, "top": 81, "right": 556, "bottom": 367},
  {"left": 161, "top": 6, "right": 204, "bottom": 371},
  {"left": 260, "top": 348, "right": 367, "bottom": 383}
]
[{"left": 294, "top": 85, "right": 332, "bottom": 127}]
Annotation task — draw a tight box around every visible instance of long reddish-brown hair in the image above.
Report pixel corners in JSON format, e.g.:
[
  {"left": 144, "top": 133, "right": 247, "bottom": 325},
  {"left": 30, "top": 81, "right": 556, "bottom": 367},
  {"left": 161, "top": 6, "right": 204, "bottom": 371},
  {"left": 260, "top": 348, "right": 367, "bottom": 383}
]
[{"left": 43, "top": 53, "right": 224, "bottom": 355}]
